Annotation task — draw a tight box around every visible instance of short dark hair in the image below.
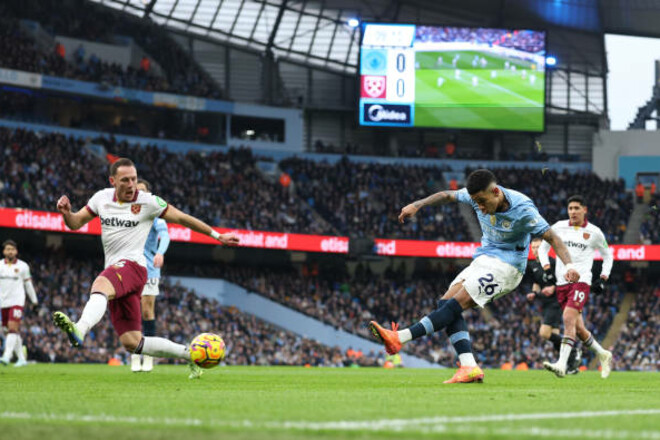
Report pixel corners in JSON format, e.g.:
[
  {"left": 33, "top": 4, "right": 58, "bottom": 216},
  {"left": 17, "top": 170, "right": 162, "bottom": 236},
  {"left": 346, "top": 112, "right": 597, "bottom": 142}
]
[
  {"left": 109, "top": 158, "right": 135, "bottom": 176},
  {"left": 567, "top": 195, "right": 586, "bottom": 207},
  {"left": 137, "top": 178, "right": 151, "bottom": 192},
  {"left": 466, "top": 169, "right": 497, "bottom": 195},
  {"left": 2, "top": 239, "right": 17, "bottom": 250},
  {"left": 531, "top": 236, "right": 543, "bottom": 243}
]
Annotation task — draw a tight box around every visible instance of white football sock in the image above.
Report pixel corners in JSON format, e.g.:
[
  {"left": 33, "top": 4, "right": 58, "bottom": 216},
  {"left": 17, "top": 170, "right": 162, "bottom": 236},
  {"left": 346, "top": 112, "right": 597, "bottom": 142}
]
[
  {"left": 397, "top": 329, "right": 412, "bottom": 344},
  {"left": 14, "top": 335, "right": 26, "bottom": 362},
  {"left": 583, "top": 334, "right": 608, "bottom": 355},
  {"left": 2, "top": 333, "right": 17, "bottom": 361},
  {"left": 458, "top": 353, "right": 477, "bottom": 367},
  {"left": 76, "top": 293, "right": 108, "bottom": 337},
  {"left": 140, "top": 337, "right": 189, "bottom": 360},
  {"left": 557, "top": 338, "right": 575, "bottom": 370}
]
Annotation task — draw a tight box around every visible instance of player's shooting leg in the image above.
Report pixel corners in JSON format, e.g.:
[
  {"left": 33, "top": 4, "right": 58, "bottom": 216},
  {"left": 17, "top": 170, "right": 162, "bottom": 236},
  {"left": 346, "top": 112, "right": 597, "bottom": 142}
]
[{"left": 405, "top": 285, "right": 476, "bottom": 343}]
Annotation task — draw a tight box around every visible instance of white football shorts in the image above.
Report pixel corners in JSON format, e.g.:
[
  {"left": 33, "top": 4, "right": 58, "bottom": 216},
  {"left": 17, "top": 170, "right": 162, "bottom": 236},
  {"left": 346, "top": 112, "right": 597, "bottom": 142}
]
[
  {"left": 142, "top": 277, "right": 160, "bottom": 297},
  {"left": 449, "top": 255, "right": 523, "bottom": 308}
]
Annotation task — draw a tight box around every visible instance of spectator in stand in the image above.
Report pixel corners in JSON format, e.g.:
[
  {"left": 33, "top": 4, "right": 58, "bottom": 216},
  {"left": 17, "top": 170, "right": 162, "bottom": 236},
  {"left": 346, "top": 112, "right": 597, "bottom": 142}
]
[
  {"left": 140, "top": 56, "right": 150, "bottom": 73},
  {"left": 54, "top": 42, "right": 65, "bottom": 58},
  {"left": 636, "top": 182, "right": 645, "bottom": 202}
]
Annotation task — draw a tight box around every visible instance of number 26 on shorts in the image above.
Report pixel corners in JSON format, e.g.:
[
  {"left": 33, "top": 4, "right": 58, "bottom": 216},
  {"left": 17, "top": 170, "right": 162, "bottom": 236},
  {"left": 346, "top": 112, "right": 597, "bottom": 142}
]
[{"left": 478, "top": 273, "right": 499, "bottom": 296}]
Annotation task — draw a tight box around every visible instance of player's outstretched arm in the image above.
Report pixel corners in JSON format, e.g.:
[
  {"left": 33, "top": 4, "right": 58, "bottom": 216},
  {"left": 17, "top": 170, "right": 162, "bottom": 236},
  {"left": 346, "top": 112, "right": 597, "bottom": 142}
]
[
  {"left": 542, "top": 228, "right": 580, "bottom": 282},
  {"left": 399, "top": 190, "right": 458, "bottom": 223},
  {"left": 57, "top": 195, "right": 95, "bottom": 230},
  {"left": 162, "top": 205, "right": 239, "bottom": 246}
]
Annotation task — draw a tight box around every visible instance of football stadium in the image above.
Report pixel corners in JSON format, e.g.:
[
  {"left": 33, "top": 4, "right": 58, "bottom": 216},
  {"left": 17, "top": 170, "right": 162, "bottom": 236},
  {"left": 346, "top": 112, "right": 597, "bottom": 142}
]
[{"left": 0, "top": 0, "right": 659, "bottom": 439}]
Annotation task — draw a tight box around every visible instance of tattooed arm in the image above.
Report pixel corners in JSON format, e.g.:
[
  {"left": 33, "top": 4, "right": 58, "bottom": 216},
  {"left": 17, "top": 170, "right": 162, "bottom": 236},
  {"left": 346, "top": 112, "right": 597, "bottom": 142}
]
[{"left": 398, "top": 190, "right": 458, "bottom": 223}]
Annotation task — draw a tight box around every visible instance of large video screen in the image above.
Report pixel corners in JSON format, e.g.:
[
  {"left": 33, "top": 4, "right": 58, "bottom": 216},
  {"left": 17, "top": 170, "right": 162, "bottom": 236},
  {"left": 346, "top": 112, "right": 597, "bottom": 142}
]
[{"left": 359, "top": 24, "right": 546, "bottom": 132}]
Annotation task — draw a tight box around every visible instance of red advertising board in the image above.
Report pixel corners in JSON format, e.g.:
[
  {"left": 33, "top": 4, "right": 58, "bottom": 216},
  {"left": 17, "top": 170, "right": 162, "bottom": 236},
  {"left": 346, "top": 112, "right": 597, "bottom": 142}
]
[{"left": 1, "top": 207, "right": 658, "bottom": 261}]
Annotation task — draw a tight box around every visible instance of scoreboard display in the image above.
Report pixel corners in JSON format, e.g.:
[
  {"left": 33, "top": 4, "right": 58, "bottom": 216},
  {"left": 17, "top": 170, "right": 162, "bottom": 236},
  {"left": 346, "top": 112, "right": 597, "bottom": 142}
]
[{"left": 359, "top": 23, "right": 547, "bottom": 132}]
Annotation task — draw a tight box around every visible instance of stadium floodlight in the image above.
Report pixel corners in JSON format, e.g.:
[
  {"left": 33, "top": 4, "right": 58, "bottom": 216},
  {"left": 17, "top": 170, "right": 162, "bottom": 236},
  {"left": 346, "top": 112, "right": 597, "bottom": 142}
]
[
  {"left": 546, "top": 56, "right": 557, "bottom": 66},
  {"left": 347, "top": 18, "right": 360, "bottom": 28}
]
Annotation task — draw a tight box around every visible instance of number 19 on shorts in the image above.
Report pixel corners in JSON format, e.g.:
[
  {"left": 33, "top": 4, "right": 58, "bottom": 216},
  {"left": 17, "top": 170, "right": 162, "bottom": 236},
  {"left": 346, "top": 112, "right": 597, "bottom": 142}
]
[{"left": 386, "top": 50, "right": 415, "bottom": 103}]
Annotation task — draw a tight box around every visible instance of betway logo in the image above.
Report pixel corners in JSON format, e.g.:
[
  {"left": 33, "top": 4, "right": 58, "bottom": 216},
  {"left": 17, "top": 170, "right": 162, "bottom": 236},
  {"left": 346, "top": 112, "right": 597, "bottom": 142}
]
[
  {"left": 100, "top": 217, "right": 139, "bottom": 228},
  {"left": 565, "top": 240, "right": 588, "bottom": 251}
]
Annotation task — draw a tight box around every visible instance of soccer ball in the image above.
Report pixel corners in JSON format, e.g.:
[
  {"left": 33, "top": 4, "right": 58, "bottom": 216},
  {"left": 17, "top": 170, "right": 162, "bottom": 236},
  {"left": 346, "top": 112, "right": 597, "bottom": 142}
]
[{"left": 189, "top": 333, "right": 226, "bottom": 369}]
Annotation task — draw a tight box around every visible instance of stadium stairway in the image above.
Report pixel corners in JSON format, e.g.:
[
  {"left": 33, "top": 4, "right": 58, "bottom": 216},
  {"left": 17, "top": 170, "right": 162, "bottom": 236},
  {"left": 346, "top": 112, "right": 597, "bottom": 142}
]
[
  {"left": 588, "top": 292, "right": 635, "bottom": 369},
  {"left": 170, "top": 276, "right": 438, "bottom": 368},
  {"left": 457, "top": 204, "right": 481, "bottom": 241},
  {"left": 623, "top": 201, "right": 652, "bottom": 243}
]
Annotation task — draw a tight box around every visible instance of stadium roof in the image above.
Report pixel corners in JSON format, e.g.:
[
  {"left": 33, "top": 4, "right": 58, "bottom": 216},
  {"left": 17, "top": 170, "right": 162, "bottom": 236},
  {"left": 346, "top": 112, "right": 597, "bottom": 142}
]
[{"left": 90, "top": 0, "right": 660, "bottom": 72}]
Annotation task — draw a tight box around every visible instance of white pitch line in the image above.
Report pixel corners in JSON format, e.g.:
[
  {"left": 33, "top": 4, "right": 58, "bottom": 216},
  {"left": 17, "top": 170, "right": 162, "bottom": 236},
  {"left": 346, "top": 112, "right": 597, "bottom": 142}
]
[
  {"left": 0, "top": 408, "right": 659, "bottom": 438},
  {"left": 424, "top": 425, "right": 660, "bottom": 439},
  {"left": 274, "top": 408, "right": 660, "bottom": 431}
]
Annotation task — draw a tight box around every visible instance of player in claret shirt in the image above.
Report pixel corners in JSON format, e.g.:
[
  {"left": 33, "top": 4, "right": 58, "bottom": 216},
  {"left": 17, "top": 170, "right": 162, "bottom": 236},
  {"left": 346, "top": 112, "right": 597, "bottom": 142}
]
[
  {"left": 0, "top": 240, "right": 38, "bottom": 367},
  {"left": 369, "top": 169, "right": 580, "bottom": 383},
  {"left": 539, "top": 195, "right": 614, "bottom": 379},
  {"left": 53, "top": 158, "right": 239, "bottom": 379}
]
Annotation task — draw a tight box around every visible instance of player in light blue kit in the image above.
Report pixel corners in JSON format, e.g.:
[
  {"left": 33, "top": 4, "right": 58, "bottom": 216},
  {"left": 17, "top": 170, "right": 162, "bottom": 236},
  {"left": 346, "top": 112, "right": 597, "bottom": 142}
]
[
  {"left": 131, "top": 179, "right": 171, "bottom": 372},
  {"left": 369, "top": 169, "right": 580, "bottom": 383}
]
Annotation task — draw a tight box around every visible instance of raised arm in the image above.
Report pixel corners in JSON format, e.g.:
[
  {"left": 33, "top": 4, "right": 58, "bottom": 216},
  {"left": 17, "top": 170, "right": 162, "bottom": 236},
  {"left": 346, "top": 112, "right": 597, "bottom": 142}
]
[
  {"left": 398, "top": 190, "right": 459, "bottom": 224},
  {"left": 162, "top": 205, "right": 239, "bottom": 246},
  {"left": 57, "top": 195, "right": 95, "bottom": 230},
  {"left": 542, "top": 228, "right": 580, "bottom": 282}
]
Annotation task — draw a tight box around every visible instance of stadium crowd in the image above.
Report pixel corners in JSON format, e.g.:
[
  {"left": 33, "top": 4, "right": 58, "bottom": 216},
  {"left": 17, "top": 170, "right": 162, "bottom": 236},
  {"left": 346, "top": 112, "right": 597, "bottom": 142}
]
[
  {"left": 0, "top": 0, "right": 220, "bottom": 98},
  {"left": 14, "top": 252, "right": 381, "bottom": 367},
  {"left": 614, "top": 282, "right": 659, "bottom": 371},
  {"left": 280, "top": 157, "right": 471, "bottom": 241},
  {"left": 0, "top": 127, "right": 331, "bottom": 234}
]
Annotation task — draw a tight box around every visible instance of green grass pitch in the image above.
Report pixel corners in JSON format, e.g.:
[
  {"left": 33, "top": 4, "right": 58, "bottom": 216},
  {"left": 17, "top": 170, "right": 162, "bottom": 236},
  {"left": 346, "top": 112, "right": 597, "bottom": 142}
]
[
  {"left": 414, "top": 51, "right": 545, "bottom": 131},
  {"left": 1, "top": 364, "right": 658, "bottom": 440}
]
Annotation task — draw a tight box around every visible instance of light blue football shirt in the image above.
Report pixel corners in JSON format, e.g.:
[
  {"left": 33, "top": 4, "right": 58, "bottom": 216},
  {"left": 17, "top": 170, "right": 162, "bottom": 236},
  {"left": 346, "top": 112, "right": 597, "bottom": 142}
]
[
  {"left": 144, "top": 218, "right": 170, "bottom": 279},
  {"left": 456, "top": 186, "right": 550, "bottom": 273}
]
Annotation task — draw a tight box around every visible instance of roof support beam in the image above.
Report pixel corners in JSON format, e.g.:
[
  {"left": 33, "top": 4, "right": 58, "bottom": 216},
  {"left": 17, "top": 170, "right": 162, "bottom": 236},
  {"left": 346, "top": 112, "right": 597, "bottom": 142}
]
[{"left": 266, "top": 0, "right": 288, "bottom": 52}]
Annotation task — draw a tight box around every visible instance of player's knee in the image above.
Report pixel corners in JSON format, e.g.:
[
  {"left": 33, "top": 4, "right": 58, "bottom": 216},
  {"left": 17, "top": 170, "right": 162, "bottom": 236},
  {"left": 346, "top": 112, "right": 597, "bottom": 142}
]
[
  {"left": 120, "top": 332, "right": 143, "bottom": 352},
  {"left": 122, "top": 338, "right": 139, "bottom": 353},
  {"left": 91, "top": 276, "right": 115, "bottom": 299},
  {"left": 539, "top": 327, "right": 550, "bottom": 339}
]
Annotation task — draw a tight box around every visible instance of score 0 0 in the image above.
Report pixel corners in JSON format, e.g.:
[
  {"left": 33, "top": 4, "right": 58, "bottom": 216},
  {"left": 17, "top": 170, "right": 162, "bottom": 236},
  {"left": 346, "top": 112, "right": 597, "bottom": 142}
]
[{"left": 386, "top": 50, "right": 415, "bottom": 103}]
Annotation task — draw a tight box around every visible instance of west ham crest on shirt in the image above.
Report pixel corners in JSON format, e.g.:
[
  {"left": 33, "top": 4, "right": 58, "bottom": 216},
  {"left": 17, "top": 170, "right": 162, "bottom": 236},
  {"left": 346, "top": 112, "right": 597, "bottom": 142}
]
[
  {"left": 583, "top": 232, "right": 591, "bottom": 240},
  {"left": 131, "top": 204, "right": 142, "bottom": 215}
]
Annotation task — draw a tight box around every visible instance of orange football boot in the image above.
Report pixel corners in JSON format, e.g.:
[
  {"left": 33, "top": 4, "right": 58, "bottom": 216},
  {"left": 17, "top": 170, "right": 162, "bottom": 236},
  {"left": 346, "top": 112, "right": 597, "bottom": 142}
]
[
  {"left": 443, "top": 365, "right": 485, "bottom": 384},
  {"left": 368, "top": 321, "right": 402, "bottom": 355}
]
